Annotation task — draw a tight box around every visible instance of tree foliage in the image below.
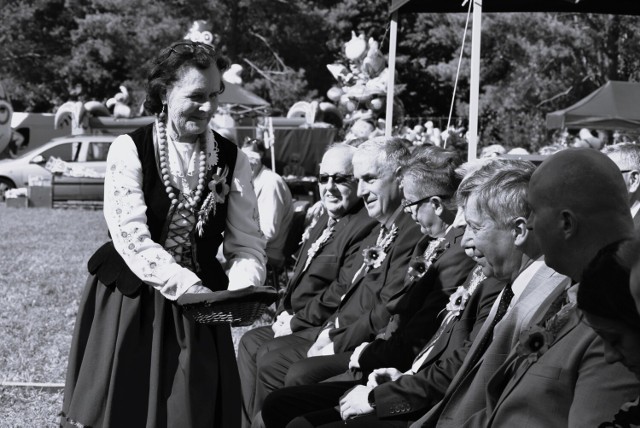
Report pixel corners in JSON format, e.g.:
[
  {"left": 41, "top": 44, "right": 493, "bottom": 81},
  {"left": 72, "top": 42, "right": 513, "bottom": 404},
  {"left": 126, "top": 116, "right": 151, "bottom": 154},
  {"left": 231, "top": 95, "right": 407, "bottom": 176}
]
[{"left": 1, "top": 1, "right": 639, "bottom": 150}]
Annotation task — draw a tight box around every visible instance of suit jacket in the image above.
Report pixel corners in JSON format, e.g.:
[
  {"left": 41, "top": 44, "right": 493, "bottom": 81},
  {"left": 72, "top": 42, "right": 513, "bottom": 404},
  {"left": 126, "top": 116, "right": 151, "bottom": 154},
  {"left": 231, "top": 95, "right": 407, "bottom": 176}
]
[
  {"left": 289, "top": 221, "right": 384, "bottom": 337},
  {"left": 359, "top": 227, "right": 476, "bottom": 374},
  {"left": 412, "top": 261, "right": 570, "bottom": 428},
  {"left": 634, "top": 209, "right": 640, "bottom": 230},
  {"left": 279, "top": 203, "right": 377, "bottom": 315},
  {"left": 471, "top": 303, "right": 640, "bottom": 428},
  {"left": 371, "top": 272, "right": 505, "bottom": 420},
  {"left": 327, "top": 211, "right": 422, "bottom": 353}
]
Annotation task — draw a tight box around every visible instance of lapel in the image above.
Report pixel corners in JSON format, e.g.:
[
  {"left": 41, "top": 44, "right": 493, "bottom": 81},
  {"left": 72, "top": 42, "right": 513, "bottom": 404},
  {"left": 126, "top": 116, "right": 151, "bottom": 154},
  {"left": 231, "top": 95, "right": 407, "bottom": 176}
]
[
  {"left": 342, "top": 223, "right": 382, "bottom": 297},
  {"left": 286, "top": 213, "right": 329, "bottom": 290},
  {"left": 446, "top": 263, "right": 565, "bottom": 390},
  {"left": 487, "top": 307, "right": 581, "bottom": 422}
]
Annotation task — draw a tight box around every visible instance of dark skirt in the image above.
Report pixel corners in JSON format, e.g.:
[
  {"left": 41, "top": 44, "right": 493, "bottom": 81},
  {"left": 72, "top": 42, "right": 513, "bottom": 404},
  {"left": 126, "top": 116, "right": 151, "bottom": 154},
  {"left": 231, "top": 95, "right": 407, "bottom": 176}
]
[{"left": 61, "top": 274, "right": 240, "bottom": 428}]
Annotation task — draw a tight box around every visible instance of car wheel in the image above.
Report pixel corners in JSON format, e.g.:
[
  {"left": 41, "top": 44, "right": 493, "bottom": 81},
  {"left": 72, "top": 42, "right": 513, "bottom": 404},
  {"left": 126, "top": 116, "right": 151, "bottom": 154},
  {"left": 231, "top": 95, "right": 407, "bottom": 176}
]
[{"left": 0, "top": 177, "right": 16, "bottom": 201}]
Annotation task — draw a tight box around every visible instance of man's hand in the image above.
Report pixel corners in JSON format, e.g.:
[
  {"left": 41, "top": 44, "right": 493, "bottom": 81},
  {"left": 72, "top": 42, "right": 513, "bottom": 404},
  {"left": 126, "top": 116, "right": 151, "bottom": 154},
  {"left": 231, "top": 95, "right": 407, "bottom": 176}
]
[
  {"left": 272, "top": 312, "right": 293, "bottom": 337},
  {"left": 339, "top": 385, "right": 374, "bottom": 420},
  {"left": 307, "top": 328, "right": 333, "bottom": 357},
  {"left": 348, "top": 342, "right": 370, "bottom": 370},
  {"left": 366, "top": 367, "right": 404, "bottom": 387}
]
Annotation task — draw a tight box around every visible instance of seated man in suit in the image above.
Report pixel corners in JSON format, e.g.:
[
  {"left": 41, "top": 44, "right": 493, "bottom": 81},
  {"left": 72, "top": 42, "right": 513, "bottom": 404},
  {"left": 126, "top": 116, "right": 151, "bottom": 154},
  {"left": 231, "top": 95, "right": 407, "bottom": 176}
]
[
  {"left": 464, "top": 149, "right": 640, "bottom": 428},
  {"left": 261, "top": 158, "right": 505, "bottom": 428},
  {"left": 238, "top": 143, "right": 378, "bottom": 428},
  {"left": 280, "top": 147, "right": 475, "bottom": 388},
  {"left": 602, "top": 142, "right": 640, "bottom": 228},
  {"left": 410, "top": 159, "right": 571, "bottom": 428},
  {"left": 244, "top": 137, "right": 421, "bottom": 427}
]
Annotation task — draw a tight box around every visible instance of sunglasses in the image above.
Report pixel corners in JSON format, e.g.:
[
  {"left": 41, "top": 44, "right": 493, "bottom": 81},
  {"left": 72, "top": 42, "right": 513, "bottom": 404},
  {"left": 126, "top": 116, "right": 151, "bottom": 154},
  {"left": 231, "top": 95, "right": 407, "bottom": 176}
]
[
  {"left": 402, "top": 194, "right": 446, "bottom": 210},
  {"left": 318, "top": 173, "right": 355, "bottom": 185},
  {"left": 160, "top": 41, "right": 218, "bottom": 63}
]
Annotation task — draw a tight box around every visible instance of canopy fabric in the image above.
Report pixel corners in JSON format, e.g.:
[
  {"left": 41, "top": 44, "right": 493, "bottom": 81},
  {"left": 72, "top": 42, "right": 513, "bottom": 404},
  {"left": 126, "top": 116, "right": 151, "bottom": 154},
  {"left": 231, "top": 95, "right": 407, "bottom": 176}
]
[
  {"left": 219, "top": 82, "right": 269, "bottom": 106},
  {"left": 546, "top": 81, "right": 640, "bottom": 130},
  {"left": 390, "top": 0, "right": 640, "bottom": 15},
  {"left": 218, "top": 82, "right": 270, "bottom": 116}
]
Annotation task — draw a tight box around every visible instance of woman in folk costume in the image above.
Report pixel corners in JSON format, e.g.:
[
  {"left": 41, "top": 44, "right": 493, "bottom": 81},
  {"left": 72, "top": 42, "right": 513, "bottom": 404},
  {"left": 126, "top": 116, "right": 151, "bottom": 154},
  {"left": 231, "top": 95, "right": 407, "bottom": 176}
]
[{"left": 61, "top": 41, "right": 266, "bottom": 428}]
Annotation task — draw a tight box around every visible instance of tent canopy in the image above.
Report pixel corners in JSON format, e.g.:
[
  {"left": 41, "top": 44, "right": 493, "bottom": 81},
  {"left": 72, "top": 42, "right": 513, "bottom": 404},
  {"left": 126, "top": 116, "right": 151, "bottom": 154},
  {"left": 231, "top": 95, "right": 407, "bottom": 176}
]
[
  {"left": 218, "top": 82, "right": 270, "bottom": 117},
  {"left": 546, "top": 80, "right": 640, "bottom": 130},
  {"left": 390, "top": 0, "right": 640, "bottom": 15}
]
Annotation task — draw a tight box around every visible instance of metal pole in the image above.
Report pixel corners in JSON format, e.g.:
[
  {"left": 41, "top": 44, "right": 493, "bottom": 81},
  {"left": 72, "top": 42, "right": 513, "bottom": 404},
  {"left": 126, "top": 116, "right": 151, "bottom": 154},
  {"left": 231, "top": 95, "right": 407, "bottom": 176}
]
[
  {"left": 468, "top": 0, "right": 482, "bottom": 161},
  {"left": 385, "top": 12, "right": 398, "bottom": 137}
]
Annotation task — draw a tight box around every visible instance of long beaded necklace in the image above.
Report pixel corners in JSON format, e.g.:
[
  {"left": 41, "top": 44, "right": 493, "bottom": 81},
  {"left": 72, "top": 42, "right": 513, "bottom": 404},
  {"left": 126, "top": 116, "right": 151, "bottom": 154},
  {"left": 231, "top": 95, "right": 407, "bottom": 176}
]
[{"left": 156, "top": 119, "right": 207, "bottom": 211}]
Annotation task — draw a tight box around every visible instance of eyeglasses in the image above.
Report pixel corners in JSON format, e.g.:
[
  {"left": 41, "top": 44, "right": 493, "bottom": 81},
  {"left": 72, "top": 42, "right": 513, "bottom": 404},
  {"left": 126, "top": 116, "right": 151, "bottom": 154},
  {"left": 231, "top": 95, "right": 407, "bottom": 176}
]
[
  {"left": 402, "top": 194, "right": 446, "bottom": 210},
  {"left": 318, "top": 173, "right": 355, "bottom": 185}
]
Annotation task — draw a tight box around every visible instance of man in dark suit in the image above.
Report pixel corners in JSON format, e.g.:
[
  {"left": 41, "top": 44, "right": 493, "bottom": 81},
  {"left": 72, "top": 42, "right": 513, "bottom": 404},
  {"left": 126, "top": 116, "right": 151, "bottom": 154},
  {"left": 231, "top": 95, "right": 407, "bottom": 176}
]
[
  {"left": 282, "top": 149, "right": 475, "bottom": 388},
  {"left": 411, "top": 159, "right": 570, "bottom": 428},
  {"left": 244, "top": 137, "right": 421, "bottom": 427},
  {"left": 238, "top": 143, "right": 377, "bottom": 428},
  {"left": 464, "top": 149, "right": 640, "bottom": 427},
  {"left": 602, "top": 142, "right": 640, "bottom": 229},
  {"left": 259, "top": 157, "right": 508, "bottom": 428}
]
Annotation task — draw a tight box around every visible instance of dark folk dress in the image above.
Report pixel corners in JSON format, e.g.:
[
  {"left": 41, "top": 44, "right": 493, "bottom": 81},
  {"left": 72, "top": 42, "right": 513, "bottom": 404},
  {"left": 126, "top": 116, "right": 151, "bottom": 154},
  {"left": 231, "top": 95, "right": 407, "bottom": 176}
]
[{"left": 61, "top": 125, "right": 241, "bottom": 428}]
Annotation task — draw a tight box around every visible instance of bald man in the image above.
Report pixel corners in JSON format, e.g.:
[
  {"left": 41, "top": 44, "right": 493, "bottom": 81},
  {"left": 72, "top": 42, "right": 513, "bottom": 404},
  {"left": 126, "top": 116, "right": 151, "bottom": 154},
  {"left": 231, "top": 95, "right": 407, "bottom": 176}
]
[
  {"left": 466, "top": 149, "right": 639, "bottom": 428},
  {"left": 602, "top": 142, "right": 640, "bottom": 229}
]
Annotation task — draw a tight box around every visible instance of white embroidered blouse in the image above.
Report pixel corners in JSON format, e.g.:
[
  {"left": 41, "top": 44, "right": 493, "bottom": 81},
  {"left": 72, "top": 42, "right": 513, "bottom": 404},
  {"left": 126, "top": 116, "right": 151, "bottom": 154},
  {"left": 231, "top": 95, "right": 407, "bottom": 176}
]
[{"left": 104, "top": 130, "right": 267, "bottom": 301}]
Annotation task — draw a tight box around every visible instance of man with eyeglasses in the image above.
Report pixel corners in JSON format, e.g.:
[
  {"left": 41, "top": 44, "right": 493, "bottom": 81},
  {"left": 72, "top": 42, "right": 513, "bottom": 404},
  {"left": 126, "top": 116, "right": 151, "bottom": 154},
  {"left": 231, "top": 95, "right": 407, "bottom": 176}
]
[
  {"left": 246, "top": 137, "right": 422, "bottom": 427},
  {"left": 412, "top": 158, "right": 570, "bottom": 428},
  {"left": 238, "top": 143, "right": 377, "bottom": 428},
  {"left": 602, "top": 142, "right": 640, "bottom": 229}
]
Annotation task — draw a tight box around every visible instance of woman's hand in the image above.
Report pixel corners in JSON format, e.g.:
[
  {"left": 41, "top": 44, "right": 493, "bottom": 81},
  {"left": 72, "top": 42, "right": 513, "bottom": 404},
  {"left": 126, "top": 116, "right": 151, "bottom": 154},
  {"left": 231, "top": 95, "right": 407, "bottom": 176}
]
[{"left": 184, "top": 283, "right": 211, "bottom": 294}]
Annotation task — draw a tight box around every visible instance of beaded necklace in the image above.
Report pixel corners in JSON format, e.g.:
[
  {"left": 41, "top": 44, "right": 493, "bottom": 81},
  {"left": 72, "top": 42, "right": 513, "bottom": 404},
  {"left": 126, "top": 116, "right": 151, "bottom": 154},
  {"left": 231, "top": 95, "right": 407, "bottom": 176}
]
[{"left": 156, "top": 119, "right": 207, "bottom": 211}]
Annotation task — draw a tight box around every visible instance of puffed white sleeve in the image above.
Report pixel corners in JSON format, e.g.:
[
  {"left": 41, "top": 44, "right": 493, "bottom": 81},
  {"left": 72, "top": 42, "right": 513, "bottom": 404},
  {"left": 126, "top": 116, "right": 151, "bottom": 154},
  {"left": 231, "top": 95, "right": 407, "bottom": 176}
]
[
  {"left": 103, "top": 134, "right": 201, "bottom": 300},
  {"left": 223, "top": 148, "right": 267, "bottom": 289}
]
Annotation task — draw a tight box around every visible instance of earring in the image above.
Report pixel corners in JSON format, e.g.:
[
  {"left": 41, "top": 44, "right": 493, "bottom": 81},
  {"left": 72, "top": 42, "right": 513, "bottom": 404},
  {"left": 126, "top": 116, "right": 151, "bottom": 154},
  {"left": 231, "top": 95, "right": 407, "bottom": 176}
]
[{"left": 158, "top": 103, "right": 166, "bottom": 120}]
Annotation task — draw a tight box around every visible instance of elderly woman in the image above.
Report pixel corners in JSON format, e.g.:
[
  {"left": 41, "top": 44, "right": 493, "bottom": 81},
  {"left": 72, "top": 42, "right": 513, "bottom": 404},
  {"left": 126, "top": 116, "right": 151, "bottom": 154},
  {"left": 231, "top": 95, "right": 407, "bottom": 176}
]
[
  {"left": 61, "top": 41, "right": 266, "bottom": 428},
  {"left": 578, "top": 238, "right": 640, "bottom": 428}
]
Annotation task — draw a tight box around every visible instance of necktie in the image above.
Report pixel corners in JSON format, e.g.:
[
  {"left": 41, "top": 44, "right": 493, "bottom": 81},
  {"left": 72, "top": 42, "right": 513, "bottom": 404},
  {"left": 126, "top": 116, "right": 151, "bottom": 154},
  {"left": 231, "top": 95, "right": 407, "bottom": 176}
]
[
  {"left": 409, "top": 265, "right": 486, "bottom": 373},
  {"left": 301, "top": 217, "right": 337, "bottom": 272},
  {"left": 463, "top": 284, "right": 515, "bottom": 372}
]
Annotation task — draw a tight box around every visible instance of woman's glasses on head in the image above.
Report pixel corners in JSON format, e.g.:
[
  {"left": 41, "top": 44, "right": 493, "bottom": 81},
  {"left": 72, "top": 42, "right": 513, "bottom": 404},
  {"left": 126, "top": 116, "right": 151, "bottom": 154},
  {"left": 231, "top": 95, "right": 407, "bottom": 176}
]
[
  {"left": 318, "top": 173, "right": 355, "bottom": 185},
  {"left": 160, "top": 41, "right": 217, "bottom": 62}
]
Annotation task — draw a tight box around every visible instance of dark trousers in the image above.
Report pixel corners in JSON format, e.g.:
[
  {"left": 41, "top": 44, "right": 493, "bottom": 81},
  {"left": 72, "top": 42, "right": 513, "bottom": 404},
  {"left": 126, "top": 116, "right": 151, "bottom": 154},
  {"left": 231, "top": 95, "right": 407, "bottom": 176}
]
[
  {"left": 285, "top": 353, "right": 352, "bottom": 387},
  {"left": 238, "top": 326, "right": 314, "bottom": 428},
  {"left": 262, "top": 382, "right": 407, "bottom": 428}
]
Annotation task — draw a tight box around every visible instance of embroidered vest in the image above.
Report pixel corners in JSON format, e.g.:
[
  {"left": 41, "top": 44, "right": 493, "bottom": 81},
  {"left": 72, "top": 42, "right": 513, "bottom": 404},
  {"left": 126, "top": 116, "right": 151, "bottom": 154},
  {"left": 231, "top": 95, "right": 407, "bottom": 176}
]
[{"left": 88, "top": 124, "right": 238, "bottom": 296}]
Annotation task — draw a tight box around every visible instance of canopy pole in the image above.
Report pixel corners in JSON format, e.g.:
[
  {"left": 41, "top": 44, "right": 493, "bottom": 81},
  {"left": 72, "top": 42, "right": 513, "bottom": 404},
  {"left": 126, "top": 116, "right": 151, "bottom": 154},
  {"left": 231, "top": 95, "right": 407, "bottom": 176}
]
[
  {"left": 385, "top": 12, "right": 398, "bottom": 137},
  {"left": 468, "top": 0, "right": 482, "bottom": 160}
]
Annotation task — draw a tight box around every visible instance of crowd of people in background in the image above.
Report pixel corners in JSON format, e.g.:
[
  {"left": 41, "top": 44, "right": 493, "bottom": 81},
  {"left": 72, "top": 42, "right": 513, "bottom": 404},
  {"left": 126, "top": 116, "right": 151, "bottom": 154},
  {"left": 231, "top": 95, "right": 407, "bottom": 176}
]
[{"left": 60, "top": 40, "right": 640, "bottom": 428}]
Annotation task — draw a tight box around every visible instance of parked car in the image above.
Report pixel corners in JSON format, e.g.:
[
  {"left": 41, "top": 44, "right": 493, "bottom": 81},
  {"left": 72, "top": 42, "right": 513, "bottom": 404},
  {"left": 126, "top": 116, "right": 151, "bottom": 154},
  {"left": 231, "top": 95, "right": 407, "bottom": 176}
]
[{"left": 0, "top": 134, "right": 115, "bottom": 201}]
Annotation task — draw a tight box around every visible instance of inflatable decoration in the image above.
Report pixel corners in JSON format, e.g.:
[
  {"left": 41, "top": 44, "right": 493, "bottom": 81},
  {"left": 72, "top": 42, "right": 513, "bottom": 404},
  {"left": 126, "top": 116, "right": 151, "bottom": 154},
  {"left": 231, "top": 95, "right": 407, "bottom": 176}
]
[
  {"left": 223, "top": 64, "right": 244, "bottom": 85},
  {"left": 0, "top": 83, "right": 13, "bottom": 154},
  {"left": 106, "top": 85, "right": 132, "bottom": 119}
]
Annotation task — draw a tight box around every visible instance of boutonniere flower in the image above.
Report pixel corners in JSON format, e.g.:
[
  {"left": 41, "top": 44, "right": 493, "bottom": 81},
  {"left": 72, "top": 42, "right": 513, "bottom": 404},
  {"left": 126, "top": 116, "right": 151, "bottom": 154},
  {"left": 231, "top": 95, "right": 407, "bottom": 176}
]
[
  {"left": 516, "top": 325, "right": 554, "bottom": 363},
  {"left": 446, "top": 286, "right": 472, "bottom": 317},
  {"left": 407, "top": 241, "right": 450, "bottom": 282},
  {"left": 363, "top": 245, "right": 386, "bottom": 271},
  {"left": 196, "top": 165, "right": 229, "bottom": 237},
  {"left": 407, "top": 255, "right": 429, "bottom": 281}
]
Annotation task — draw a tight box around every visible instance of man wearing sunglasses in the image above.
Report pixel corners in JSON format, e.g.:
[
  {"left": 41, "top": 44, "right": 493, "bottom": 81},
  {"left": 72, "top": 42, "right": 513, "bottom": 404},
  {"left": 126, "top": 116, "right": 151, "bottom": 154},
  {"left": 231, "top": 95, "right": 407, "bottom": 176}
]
[
  {"left": 239, "top": 143, "right": 377, "bottom": 428},
  {"left": 247, "top": 137, "right": 422, "bottom": 426}
]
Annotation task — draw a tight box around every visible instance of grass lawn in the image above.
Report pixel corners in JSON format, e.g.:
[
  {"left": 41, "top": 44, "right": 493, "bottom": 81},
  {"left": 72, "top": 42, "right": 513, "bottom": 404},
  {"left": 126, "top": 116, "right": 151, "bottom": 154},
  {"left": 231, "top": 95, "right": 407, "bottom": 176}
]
[{"left": 0, "top": 203, "right": 265, "bottom": 427}]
